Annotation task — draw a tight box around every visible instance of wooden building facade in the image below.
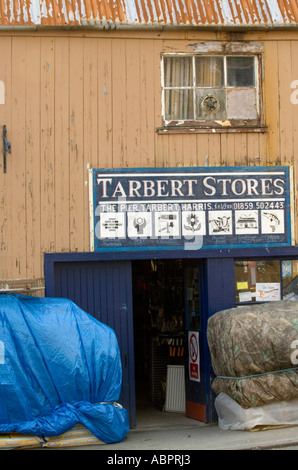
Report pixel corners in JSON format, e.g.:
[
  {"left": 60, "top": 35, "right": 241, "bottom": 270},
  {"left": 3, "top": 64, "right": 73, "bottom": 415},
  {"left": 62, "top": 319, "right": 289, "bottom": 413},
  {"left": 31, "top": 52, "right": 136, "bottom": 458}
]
[{"left": 0, "top": 0, "right": 297, "bottom": 283}]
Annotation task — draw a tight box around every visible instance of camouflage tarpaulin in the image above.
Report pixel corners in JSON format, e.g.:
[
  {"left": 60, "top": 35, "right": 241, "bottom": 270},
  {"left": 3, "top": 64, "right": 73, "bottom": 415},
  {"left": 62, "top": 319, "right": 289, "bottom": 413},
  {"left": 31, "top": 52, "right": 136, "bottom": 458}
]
[{"left": 207, "top": 301, "right": 298, "bottom": 408}]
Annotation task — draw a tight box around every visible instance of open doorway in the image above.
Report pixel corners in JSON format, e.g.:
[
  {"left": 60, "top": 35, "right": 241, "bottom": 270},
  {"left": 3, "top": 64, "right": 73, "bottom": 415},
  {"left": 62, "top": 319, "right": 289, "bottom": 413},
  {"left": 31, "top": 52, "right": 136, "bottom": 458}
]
[{"left": 132, "top": 259, "right": 185, "bottom": 418}]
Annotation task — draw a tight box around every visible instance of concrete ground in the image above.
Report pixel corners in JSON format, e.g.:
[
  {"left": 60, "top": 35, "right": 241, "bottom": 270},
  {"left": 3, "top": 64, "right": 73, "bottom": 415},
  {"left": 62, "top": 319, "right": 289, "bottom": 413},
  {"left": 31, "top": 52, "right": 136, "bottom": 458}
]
[{"left": 60, "top": 402, "right": 298, "bottom": 451}]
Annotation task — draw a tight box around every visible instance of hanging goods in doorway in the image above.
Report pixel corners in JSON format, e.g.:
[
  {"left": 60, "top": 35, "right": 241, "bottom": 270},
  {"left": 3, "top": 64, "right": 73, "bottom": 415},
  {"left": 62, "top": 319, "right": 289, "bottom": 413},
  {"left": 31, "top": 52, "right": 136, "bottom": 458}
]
[{"left": 167, "top": 337, "right": 184, "bottom": 357}]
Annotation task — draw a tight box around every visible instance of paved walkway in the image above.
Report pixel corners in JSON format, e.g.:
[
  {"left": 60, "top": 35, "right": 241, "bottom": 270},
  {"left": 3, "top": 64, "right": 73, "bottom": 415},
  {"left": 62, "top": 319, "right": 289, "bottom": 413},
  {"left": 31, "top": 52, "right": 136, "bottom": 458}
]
[{"left": 61, "top": 405, "right": 298, "bottom": 451}]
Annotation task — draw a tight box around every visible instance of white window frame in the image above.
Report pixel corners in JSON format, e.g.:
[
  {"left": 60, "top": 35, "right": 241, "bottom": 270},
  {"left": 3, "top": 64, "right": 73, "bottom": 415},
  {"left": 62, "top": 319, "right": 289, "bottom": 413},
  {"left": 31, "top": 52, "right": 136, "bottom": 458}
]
[{"left": 161, "top": 52, "right": 263, "bottom": 130}]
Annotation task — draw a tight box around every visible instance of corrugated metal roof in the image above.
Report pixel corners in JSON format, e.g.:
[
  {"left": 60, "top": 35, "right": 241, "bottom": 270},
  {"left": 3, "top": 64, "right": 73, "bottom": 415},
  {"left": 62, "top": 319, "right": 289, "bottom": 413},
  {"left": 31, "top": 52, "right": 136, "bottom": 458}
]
[{"left": 0, "top": 0, "right": 297, "bottom": 28}]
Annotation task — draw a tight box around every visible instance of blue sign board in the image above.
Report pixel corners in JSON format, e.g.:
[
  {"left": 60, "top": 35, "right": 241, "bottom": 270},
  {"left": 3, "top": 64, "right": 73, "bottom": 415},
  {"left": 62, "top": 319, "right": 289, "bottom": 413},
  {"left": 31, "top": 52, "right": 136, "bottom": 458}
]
[{"left": 89, "top": 166, "right": 292, "bottom": 251}]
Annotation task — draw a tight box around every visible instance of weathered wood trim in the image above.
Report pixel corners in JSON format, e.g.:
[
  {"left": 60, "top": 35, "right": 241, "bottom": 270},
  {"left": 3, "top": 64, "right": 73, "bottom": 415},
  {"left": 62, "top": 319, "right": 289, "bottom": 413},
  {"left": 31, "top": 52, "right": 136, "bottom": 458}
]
[{"left": 157, "top": 126, "right": 268, "bottom": 134}]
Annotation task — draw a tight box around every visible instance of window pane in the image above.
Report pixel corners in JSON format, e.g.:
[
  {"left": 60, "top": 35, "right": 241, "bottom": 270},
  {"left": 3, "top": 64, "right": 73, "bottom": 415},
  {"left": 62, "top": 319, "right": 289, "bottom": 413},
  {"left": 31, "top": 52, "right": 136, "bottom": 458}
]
[
  {"left": 164, "top": 89, "right": 194, "bottom": 121},
  {"left": 282, "top": 260, "right": 298, "bottom": 301},
  {"left": 196, "top": 89, "right": 226, "bottom": 120},
  {"left": 164, "top": 57, "right": 193, "bottom": 87},
  {"left": 235, "top": 260, "right": 280, "bottom": 303},
  {"left": 195, "top": 56, "right": 224, "bottom": 87},
  {"left": 227, "top": 88, "right": 257, "bottom": 119},
  {"left": 227, "top": 56, "right": 255, "bottom": 87}
]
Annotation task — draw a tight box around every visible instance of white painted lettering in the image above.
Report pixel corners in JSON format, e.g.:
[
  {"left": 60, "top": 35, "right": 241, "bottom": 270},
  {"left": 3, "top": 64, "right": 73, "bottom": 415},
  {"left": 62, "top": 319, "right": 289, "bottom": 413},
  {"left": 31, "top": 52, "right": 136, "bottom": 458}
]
[
  {"left": 156, "top": 180, "right": 169, "bottom": 197},
  {"left": 217, "top": 178, "right": 232, "bottom": 196},
  {"left": 261, "top": 178, "right": 273, "bottom": 195},
  {"left": 129, "top": 180, "right": 142, "bottom": 197},
  {"left": 246, "top": 178, "right": 259, "bottom": 195},
  {"left": 112, "top": 181, "right": 127, "bottom": 198},
  {"left": 273, "top": 178, "right": 285, "bottom": 195},
  {"left": 231, "top": 179, "right": 246, "bottom": 196},
  {"left": 171, "top": 179, "right": 184, "bottom": 196},
  {"left": 143, "top": 180, "right": 155, "bottom": 197},
  {"left": 96, "top": 178, "right": 112, "bottom": 197},
  {"left": 203, "top": 176, "right": 216, "bottom": 196},
  {"left": 183, "top": 179, "right": 198, "bottom": 196}
]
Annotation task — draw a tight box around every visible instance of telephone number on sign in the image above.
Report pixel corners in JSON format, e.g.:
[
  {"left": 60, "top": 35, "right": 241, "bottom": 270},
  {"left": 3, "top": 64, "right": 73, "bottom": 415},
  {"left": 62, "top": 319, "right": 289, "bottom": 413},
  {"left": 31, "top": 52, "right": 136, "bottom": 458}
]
[{"left": 232, "top": 201, "right": 285, "bottom": 210}]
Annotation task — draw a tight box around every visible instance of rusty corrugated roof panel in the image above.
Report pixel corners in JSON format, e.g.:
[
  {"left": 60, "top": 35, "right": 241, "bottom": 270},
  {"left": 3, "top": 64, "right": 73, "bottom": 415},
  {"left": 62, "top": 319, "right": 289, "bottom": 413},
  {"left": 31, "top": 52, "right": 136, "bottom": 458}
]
[
  {"left": 131, "top": 0, "right": 298, "bottom": 27},
  {"left": 0, "top": 0, "right": 297, "bottom": 27}
]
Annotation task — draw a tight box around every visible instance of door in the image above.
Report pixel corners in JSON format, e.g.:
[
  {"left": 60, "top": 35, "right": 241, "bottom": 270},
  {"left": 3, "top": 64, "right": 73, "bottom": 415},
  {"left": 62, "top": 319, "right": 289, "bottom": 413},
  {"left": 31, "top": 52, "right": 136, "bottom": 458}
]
[
  {"left": 184, "top": 262, "right": 207, "bottom": 422},
  {"left": 52, "top": 260, "right": 136, "bottom": 427}
]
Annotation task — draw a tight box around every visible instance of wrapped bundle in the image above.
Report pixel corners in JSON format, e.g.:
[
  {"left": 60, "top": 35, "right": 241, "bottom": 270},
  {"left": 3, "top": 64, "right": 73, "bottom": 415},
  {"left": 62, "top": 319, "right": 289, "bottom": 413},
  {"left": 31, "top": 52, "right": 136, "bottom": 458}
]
[
  {"left": 207, "top": 301, "right": 298, "bottom": 408},
  {"left": 215, "top": 392, "right": 298, "bottom": 431}
]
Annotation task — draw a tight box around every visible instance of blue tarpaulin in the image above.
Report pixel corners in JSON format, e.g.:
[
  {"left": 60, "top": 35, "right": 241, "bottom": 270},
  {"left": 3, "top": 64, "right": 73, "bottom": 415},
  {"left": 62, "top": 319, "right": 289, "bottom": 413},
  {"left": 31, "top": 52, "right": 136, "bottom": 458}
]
[{"left": 0, "top": 294, "right": 129, "bottom": 443}]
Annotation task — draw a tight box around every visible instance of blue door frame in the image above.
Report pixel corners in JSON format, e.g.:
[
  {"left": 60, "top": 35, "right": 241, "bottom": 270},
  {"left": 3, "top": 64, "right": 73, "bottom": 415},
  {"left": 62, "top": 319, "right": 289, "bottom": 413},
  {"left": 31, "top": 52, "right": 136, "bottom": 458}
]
[{"left": 44, "top": 246, "right": 298, "bottom": 425}]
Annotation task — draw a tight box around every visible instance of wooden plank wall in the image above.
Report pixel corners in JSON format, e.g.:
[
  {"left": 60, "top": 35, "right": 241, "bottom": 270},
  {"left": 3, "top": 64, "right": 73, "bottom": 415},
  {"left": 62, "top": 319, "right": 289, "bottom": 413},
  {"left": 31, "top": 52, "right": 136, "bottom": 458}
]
[{"left": 0, "top": 32, "right": 297, "bottom": 280}]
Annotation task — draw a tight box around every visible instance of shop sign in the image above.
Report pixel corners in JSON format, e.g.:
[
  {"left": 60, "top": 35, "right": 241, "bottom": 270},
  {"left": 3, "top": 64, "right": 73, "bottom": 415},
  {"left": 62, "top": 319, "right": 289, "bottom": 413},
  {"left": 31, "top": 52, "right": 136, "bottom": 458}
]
[{"left": 89, "top": 166, "right": 292, "bottom": 251}]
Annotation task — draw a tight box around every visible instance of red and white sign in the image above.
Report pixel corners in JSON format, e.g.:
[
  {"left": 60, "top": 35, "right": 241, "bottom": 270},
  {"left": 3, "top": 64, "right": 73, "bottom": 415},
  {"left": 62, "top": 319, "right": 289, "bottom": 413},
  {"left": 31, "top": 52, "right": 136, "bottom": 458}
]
[{"left": 188, "top": 331, "right": 200, "bottom": 382}]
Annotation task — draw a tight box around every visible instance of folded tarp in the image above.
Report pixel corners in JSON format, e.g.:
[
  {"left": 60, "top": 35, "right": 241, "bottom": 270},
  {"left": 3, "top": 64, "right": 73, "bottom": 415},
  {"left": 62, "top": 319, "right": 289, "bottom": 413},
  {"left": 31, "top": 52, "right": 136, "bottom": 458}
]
[{"left": 0, "top": 294, "right": 129, "bottom": 443}]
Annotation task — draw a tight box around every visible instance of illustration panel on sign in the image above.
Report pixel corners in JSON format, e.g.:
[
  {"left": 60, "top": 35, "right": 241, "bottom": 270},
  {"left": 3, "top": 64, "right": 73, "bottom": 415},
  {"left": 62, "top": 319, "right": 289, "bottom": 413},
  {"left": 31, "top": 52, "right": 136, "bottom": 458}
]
[
  {"left": 155, "top": 212, "right": 180, "bottom": 237},
  {"left": 182, "top": 211, "right": 206, "bottom": 236},
  {"left": 235, "top": 210, "right": 259, "bottom": 234},
  {"left": 208, "top": 211, "right": 233, "bottom": 235},
  {"left": 127, "top": 212, "right": 152, "bottom": 238},
  {"left": 261, "top": 210, "right": 284, "bottom": 234},
  {"left": 98, "top": 212, "right": 125, "bottom": 239}
]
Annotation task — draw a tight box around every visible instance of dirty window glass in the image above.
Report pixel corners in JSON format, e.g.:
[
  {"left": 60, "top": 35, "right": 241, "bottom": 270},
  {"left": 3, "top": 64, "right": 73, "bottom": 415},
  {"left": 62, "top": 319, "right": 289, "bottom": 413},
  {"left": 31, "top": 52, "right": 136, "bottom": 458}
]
[
  {"left": 164, "top": 89, "right": 194, "bottom": 121},
  {"left": 195, "top": 56, "right": 224, "bottom": 87},
  {"left": 282, "top": 260, "right": 298, "bottom": 301},
  {"left": 235, "top": 260, "right": 281, "bottom": 303},
  {"left": 164, "top": 56, "right": 193, "bottom": 87},
  {"left": 227, "top": 56, "right": 255, "bottom": 87},
  {"left": 162, "top": 54, "right": 259, "bottom": 125}
]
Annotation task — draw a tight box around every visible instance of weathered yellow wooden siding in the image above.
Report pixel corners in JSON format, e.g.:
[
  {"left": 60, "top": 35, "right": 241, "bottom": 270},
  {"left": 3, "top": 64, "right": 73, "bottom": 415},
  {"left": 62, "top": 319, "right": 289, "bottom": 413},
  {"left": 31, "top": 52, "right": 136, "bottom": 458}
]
[{"left": 0, "top": 32, "right": 297, "bottom": 281}]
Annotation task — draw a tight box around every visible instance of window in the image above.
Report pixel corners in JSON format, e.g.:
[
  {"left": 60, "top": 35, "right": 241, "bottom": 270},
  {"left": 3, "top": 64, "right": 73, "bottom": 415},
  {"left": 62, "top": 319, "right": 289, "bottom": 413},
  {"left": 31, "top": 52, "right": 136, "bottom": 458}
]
[
  {"left": 235, "top": 259, "right": 298, "bottom": 304},
  {"left": 162, "top": 54, "right": 261, "bottom": 128},
  {"left": 235, "top": 260, "right": 280, "bottom": 303},
  {"left": 282, "top": 260, "right": 298, "bottom": 301}
]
